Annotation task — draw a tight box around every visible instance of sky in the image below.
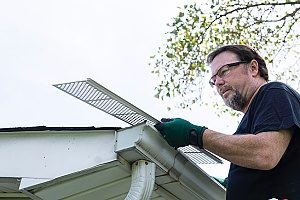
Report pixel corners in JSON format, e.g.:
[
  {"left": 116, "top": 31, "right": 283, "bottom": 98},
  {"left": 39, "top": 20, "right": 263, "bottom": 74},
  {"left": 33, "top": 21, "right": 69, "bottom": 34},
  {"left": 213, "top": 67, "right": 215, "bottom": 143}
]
[{"left": 0, "top": 0, "right": 240, "bottom": 178}]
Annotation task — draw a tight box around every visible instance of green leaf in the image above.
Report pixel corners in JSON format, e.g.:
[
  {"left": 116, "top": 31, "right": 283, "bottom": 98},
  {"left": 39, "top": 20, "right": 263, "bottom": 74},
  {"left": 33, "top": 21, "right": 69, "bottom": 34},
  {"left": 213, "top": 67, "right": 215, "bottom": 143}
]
[{"left": 166, "top": 53, "right": 175, "bottom": 58}]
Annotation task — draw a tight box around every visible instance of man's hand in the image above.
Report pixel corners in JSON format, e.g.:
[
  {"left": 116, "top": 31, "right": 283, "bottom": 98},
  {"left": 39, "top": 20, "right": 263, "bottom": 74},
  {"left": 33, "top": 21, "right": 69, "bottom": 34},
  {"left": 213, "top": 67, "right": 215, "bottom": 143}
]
[{"left": 154, "top": 118, "right": 207, "bottom": 149}]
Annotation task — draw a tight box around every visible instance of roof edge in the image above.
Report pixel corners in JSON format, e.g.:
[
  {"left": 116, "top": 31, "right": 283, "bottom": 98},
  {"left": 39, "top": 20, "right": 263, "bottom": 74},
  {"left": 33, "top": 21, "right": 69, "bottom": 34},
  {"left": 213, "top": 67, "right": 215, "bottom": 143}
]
[{"left": 0, "top": 126, "right": 121, "bottom": 132}]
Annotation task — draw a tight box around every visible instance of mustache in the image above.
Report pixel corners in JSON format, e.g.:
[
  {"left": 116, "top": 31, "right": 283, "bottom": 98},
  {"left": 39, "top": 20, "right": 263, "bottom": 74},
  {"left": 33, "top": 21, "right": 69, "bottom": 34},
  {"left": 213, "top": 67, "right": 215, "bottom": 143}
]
[{"left": 220, "top": 85, "right": 233, "bottom": 95}]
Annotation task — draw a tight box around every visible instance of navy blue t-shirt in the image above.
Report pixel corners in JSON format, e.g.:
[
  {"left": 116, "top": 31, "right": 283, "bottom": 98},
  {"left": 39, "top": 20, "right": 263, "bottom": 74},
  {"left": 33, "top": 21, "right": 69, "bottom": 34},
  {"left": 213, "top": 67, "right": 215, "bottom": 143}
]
[{"left": 226, "top": 82, "right": 300, "bottom": 200}]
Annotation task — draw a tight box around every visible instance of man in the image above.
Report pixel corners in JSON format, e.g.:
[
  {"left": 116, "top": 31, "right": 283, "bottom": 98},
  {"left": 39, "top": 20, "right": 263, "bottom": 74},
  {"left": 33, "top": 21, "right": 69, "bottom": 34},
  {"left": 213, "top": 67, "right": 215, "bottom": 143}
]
[{"left": 155, "top": 45, "right": 300, "bottom": 199}]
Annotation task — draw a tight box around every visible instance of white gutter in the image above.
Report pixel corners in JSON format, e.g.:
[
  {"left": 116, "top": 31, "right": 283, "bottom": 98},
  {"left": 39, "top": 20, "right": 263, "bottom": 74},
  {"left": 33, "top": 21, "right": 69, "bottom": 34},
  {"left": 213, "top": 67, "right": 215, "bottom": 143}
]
[
  {"left": 125, "top": 160, "right": 156, "bottom": 200},
  {"left": 115, "top": 122, "right": 225, "bottom": 200}
]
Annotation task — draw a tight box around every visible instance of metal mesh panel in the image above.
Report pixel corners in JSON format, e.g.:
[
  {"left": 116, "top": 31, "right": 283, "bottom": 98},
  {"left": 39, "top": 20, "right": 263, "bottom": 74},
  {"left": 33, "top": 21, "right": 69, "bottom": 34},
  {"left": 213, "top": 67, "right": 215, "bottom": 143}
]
[
  {"left": 179, "top": 146, "right": 222, "bottom": 164},
  {"left": 53, "top": 78, "right": 159, "bottom": 126},
  {"left": 53, "top": 78, "right": 222, "bottom": 164}
]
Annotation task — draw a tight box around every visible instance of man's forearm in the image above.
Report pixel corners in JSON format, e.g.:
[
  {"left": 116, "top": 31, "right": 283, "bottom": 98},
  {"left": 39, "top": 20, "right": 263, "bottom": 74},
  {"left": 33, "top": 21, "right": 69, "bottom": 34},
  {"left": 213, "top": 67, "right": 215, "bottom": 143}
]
[{"left": 202, "top": 129, "right": 291, "bottom": 170}]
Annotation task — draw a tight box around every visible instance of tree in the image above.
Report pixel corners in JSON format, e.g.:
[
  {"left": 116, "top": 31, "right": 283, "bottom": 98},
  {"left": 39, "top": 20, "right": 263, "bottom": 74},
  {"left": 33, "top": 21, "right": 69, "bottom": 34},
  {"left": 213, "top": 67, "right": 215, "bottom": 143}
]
[{"left": 150, "top": 0, "right": 300, "bottom": 115}]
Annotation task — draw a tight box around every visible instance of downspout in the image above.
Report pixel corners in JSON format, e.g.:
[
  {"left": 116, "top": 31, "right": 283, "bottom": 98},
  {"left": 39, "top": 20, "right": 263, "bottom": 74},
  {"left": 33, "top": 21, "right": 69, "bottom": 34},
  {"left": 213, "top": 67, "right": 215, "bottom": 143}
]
[{"left": 125, "top": 160, "right": 156, "bottom": 200}]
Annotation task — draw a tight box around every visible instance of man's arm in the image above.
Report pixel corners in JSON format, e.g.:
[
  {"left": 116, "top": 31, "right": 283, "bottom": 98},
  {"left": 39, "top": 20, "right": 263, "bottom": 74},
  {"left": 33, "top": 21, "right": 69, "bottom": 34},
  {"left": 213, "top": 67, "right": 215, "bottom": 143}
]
[{"left": 203, "top": 129, "right": 292, "bottom": 170}]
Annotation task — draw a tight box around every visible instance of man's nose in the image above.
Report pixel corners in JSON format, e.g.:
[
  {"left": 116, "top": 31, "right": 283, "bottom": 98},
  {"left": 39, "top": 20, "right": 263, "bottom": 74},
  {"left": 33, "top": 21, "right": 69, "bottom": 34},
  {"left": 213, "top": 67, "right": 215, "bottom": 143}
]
[{"left": 215, "top": 75, "right": 225, "bottom": 87}]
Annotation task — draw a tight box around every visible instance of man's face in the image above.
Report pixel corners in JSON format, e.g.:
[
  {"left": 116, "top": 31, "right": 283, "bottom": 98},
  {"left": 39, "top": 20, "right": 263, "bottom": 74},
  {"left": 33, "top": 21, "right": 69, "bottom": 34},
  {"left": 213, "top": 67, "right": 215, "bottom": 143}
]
[{"left": 210, "top": 51, "right": 250, "bottom": 111}]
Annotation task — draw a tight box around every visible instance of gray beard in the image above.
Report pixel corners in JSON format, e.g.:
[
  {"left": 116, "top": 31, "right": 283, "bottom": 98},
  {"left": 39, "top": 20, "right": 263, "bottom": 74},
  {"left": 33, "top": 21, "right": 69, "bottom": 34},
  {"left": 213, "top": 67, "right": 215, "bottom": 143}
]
[{"left": 224, "top": 90, "right": 246, "bottom": 111}]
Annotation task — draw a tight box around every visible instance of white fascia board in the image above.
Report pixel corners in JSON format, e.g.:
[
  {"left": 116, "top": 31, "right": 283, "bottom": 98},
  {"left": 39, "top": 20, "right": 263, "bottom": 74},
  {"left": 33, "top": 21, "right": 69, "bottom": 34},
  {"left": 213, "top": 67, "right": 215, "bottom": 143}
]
[
  {"left": 115, "top": 122, "right": 225, "bottom": 200},
  {"left": 0, "top": 130, "right": 117, "bottom": 182}
]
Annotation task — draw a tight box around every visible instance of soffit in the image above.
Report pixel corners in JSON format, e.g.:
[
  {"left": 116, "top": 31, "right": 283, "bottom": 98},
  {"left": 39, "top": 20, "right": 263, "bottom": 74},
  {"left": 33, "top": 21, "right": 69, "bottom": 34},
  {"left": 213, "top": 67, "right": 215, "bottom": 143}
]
[{"left": 0, "top": 178, "right": 31, "bottom": 200}]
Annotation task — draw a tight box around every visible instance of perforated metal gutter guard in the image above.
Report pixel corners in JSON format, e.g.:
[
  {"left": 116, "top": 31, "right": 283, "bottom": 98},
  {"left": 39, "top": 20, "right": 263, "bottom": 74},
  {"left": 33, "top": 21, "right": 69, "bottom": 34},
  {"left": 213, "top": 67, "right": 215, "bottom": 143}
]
[
  {"left": 54, "top": 78, "right": 159, "bottom": 126},
  {"left": 53, "top": 78, "right": 222, "bottom": 166}
]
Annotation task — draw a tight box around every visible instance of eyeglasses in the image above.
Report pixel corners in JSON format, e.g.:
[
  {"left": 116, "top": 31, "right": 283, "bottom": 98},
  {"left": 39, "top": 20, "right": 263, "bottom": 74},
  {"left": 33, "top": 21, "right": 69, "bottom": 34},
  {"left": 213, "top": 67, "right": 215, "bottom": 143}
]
[{"left": 209, "top": 61, "right": 248, "bottom": 87}]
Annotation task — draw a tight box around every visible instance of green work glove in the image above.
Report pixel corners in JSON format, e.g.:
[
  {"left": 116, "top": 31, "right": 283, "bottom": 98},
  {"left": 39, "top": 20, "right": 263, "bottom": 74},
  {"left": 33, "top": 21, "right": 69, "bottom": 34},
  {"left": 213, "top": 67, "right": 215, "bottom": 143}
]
[{"left": 154, "top": 118, "right": 207, "bottom": 149}]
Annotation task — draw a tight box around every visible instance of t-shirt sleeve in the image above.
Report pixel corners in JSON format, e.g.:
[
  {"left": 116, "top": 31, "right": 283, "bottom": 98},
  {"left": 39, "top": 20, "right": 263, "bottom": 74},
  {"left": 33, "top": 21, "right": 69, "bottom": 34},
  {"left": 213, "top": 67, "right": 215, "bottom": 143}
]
[{"left": 251, "top": 86, "right": 300, "bottom": 134}]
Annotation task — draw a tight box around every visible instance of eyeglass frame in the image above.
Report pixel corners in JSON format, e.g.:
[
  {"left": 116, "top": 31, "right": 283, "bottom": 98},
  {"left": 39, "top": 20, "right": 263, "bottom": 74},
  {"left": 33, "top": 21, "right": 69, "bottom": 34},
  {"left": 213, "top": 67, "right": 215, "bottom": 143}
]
[{"left": 209, "top": 61, "right": 249, "bottom": 87}]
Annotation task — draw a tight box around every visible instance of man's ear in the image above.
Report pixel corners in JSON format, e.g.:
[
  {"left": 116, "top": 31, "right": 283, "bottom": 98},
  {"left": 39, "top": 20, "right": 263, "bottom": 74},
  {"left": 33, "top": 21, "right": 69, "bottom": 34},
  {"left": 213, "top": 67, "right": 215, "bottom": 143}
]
[{"left": 249, "top": 59, "right": 259, "bottom": 77}]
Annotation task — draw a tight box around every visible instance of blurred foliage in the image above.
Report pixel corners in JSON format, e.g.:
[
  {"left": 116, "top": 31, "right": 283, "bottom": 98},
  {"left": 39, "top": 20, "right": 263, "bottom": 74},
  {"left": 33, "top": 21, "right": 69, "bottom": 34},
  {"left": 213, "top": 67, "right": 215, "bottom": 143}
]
[{"left": 149, "top": 0, "right": 300, "bottom": 116}]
